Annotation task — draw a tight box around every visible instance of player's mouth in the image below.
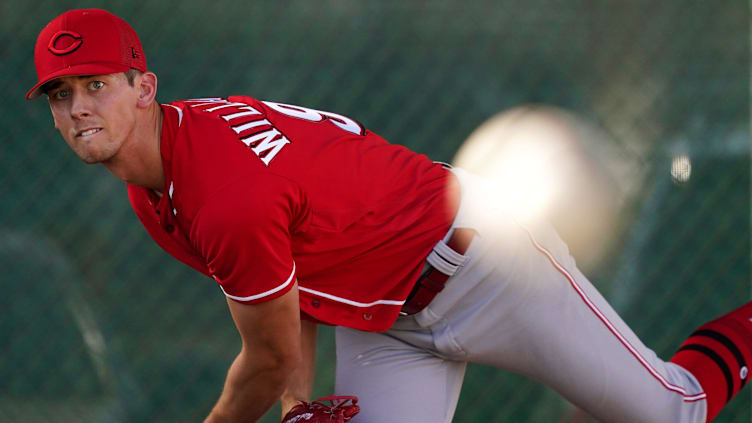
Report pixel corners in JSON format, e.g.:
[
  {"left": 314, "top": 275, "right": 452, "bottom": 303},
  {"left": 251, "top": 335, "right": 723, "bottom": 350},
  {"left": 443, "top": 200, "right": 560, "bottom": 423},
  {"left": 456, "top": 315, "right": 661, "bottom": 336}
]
[{"left": 76, "top": 128, "right": 103, "bottom": 138}]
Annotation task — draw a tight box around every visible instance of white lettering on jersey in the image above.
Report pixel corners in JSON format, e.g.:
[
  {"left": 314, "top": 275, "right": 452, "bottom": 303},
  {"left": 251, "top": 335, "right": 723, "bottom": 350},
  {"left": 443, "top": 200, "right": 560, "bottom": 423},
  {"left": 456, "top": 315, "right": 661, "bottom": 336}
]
[
  {"left": 184, "top": 98, "right": 227, "bottom": 108},
  {"left": 264, "top": 102, "right": 322, "bottom": 121},
  {"left": 204, "top": 102, "right": 250, "bottom": 112},
  {"left": 232, "top": 119, "right": 271, "bottom": 135},
  {"left": 263, "top": 101, "right": 364, "bottom": 136},
  {"left": 187, "top": 98, "right": 363, "bottom": 166},
  {"left": 222, "top": 107, "right": 261, "bottom": 121},
  {"left": 189, "top": 98, "right": 289, "bottom": 167},
  {"left": 243, "top": 129, "right": 291, "bottom": 166}
]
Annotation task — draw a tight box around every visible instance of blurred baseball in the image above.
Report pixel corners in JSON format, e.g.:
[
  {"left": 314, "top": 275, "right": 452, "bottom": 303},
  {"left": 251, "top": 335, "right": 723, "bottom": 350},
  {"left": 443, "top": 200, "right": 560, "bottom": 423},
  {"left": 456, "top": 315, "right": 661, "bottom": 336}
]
[{"left": 453, "top": 105, "right": 631, "bottom": 273}]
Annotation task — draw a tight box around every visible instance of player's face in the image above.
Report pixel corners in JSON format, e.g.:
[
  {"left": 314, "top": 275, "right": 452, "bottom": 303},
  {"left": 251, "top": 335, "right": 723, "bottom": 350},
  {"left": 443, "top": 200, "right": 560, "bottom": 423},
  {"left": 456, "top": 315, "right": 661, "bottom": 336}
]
[{"left": 46, "top": 73, "right": 139, "bottom": 164}]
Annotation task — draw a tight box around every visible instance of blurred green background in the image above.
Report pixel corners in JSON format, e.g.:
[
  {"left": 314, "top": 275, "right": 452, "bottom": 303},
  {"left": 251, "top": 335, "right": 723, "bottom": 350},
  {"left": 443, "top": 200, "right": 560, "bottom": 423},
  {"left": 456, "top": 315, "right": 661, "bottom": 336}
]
[{"left": 2, "top": 1, "right": 749, "bottom": 422}]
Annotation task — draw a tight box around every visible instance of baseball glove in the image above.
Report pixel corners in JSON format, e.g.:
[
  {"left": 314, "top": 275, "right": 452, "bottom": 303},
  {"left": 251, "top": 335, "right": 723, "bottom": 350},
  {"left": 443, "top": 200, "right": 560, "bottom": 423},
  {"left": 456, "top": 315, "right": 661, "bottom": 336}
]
[{"left": 281, "top": 395, "right": 360, "bottom": 423}]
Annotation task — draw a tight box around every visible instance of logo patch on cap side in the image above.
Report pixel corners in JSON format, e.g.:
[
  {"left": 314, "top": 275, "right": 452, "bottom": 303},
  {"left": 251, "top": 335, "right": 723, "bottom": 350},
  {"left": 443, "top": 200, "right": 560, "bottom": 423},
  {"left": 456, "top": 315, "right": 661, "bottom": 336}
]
[{"left": 48, "top": 30, "right": 83, "bottom": 55}]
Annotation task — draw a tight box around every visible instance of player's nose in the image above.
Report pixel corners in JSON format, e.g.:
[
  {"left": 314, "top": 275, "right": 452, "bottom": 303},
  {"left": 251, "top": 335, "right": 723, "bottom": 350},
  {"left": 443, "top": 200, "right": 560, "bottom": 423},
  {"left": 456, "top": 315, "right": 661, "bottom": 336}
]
[{"left": 70, "top": 91, "right": 93, "bottom": 119}]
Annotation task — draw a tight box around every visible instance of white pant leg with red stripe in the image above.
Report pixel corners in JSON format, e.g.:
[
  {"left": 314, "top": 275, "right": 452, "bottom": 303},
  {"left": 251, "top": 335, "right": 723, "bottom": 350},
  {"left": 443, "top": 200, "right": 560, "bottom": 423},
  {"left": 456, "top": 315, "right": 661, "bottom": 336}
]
[{"left": 335, "top": 168, "right": 707, "bottom": 423}]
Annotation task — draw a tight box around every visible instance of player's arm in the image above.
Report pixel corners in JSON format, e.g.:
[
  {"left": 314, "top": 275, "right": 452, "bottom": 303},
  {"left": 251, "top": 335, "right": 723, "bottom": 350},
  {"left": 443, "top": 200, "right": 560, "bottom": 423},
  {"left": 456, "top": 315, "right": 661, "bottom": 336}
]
[
  {"left": 280, "top": 319, "right": 318, "bottom": 416},
  {"left": 204, "top": 283, "right": 302, "bottom": 423}
]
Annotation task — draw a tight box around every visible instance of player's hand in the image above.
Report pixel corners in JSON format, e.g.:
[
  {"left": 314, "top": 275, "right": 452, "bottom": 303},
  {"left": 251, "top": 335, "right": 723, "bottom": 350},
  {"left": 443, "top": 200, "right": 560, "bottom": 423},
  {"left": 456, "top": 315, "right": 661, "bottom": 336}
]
[{"left": 280, "top": 395, "right": 359, "bottom": 423}]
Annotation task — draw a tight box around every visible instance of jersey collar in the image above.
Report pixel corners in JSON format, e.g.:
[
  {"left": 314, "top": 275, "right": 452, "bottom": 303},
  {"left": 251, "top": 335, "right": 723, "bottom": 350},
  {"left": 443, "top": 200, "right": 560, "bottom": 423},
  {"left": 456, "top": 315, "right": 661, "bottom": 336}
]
[{"left": 152, "top": 103, "right": 181, "bottom": 227}]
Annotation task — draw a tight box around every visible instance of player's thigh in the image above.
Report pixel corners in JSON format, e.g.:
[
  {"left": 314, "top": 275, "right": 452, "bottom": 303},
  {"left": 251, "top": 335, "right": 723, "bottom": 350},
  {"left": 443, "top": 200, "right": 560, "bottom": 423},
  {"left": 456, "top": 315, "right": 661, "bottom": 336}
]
[
  {"left": 334, "top": 326, "right": 466, "bottom": 423},
  {"left": 441, "top": 222, "right": 706, "bottom": 422}
]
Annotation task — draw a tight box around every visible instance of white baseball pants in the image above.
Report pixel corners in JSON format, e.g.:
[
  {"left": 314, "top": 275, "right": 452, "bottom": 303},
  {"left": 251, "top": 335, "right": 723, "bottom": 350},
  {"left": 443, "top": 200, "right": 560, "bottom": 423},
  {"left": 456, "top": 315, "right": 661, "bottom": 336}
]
[{"left": 334, "top": 168, "right": 707, "bottom": 423}]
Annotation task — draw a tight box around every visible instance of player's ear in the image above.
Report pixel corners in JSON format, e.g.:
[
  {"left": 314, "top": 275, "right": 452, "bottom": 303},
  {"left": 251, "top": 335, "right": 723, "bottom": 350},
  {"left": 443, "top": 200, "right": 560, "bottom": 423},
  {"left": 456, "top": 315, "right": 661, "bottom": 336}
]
[{"left": 136, "top": 71, "right": 158, "bottom": 108}]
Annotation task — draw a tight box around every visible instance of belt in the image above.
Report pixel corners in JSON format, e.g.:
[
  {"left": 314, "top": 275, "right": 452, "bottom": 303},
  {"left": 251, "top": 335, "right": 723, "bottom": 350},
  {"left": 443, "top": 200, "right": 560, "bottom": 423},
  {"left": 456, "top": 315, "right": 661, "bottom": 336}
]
[{"left": 400, "top": 228, "right": 476, "bottom": 316}]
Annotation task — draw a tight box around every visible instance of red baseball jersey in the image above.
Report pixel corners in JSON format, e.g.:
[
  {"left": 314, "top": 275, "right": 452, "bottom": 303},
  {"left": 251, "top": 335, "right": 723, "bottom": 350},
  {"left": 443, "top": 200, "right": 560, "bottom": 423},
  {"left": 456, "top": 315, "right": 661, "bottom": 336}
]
[{"left": 128, "top": 96, "right": 457, "bottom": 331}]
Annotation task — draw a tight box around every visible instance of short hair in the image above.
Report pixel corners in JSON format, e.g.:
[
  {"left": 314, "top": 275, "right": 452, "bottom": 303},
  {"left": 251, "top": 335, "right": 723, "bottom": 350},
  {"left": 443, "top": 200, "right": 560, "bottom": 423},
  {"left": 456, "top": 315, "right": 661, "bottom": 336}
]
[{"left": 124, "top": 68, "right": 143, "bottom": 86}]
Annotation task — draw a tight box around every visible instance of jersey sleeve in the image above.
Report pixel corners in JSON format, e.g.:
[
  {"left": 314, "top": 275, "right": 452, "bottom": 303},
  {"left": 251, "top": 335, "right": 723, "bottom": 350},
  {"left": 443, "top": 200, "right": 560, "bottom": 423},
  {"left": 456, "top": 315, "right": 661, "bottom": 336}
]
[{"left": 190, "top": 176, "right": 301, "bottom": 304}]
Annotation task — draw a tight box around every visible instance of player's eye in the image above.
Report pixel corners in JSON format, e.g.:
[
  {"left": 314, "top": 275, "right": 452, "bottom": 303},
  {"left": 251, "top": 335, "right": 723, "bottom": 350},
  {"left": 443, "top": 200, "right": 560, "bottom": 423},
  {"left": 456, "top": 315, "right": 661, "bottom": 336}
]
[
  {"left": 88, "top": 80, "right": 105, "bottom": 90},
  {"left": 52, "top": 89, "right": 70, "bottom": 100}
]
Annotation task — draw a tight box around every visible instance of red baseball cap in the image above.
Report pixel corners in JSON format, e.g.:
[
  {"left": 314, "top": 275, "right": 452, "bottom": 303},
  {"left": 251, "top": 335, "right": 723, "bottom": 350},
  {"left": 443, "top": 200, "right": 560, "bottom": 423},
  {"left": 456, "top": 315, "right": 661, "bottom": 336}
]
[{"left": 26, "top": 9, "right": 147, "bottom": 100}]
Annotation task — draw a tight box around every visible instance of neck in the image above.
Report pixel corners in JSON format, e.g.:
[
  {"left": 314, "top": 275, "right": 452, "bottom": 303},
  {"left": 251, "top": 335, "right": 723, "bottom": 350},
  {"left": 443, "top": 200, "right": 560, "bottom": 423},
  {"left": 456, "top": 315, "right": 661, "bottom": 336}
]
[{"left": 103, "top": 102, "right": 165, "bottom": 191}]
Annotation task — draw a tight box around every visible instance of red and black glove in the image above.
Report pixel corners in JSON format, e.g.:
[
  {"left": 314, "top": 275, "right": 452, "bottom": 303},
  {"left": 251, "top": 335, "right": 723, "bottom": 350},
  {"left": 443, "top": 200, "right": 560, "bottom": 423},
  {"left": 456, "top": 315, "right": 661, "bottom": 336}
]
[{"left": 281, "top": 395, "right": 360, "bottom": 423}]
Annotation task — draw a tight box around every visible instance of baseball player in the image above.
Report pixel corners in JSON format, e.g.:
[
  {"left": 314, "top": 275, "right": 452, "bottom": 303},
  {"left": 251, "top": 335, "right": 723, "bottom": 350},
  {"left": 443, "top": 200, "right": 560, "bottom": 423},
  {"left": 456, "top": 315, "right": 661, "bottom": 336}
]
[{"left": 27, "top": 9, "right": 752, "bottom": 423}]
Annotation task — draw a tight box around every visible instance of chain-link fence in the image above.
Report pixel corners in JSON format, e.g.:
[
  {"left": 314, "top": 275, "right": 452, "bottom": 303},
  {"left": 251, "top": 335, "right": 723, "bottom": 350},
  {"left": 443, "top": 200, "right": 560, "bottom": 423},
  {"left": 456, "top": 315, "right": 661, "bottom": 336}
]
[{"left": 2, "top": 1, "right": 749, "bottom": 422}]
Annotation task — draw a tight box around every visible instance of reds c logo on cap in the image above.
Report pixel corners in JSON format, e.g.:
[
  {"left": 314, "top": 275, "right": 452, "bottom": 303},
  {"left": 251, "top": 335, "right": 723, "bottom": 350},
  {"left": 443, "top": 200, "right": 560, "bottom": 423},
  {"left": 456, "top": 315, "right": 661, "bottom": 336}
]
[{"left": 47, "top": 30, "right": 83, "bottom": 55}]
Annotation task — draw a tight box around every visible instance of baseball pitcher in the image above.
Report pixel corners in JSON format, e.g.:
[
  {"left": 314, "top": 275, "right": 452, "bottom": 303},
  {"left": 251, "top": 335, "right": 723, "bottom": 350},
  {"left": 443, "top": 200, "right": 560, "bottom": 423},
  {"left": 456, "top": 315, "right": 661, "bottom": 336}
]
[{"left": 27, "top": 9, "right": 752, "bottom": 423}]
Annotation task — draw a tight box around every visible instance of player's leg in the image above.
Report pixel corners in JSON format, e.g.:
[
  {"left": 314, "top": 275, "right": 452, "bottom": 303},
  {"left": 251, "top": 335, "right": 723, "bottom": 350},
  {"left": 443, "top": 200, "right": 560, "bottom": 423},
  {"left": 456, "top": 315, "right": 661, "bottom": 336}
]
[
  {"left": 409, "top": 167, "right": 752, "bottom": 422},
  {"left": 670, "top": 302, "right": 752, "bottom": 421},
  {"left": 415, "top": 219, "right": 711, "bottom": 422},
  {"left": 334, "top": 326, "right": 466, "bottom": 423}
]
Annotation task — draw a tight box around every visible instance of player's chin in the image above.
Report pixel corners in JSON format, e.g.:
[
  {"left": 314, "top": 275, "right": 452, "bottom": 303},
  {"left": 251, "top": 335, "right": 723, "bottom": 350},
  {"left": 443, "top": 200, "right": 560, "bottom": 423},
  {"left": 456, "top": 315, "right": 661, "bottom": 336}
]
[
  {"left": 80, "top": 156, "right": 102, "bottom": 165},
  {"left": 77, "top": 149, "right": 115, "bottom": 164}
]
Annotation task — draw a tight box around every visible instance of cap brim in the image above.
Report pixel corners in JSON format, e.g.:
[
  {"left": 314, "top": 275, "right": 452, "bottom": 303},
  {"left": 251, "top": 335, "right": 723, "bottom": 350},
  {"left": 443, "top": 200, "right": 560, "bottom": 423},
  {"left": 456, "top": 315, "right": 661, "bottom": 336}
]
[{"left": 25, "top": 62, "right": 130, "bottom": 100}]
